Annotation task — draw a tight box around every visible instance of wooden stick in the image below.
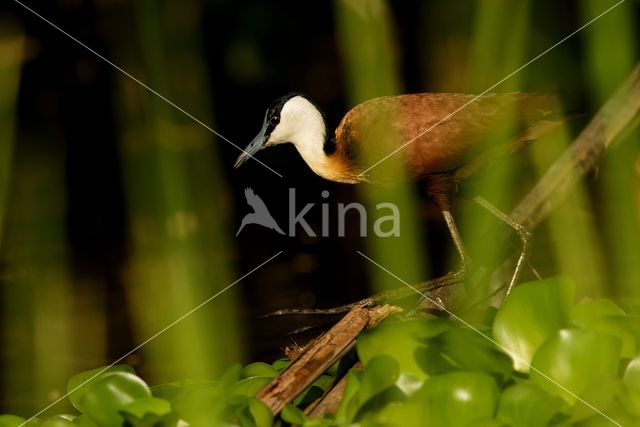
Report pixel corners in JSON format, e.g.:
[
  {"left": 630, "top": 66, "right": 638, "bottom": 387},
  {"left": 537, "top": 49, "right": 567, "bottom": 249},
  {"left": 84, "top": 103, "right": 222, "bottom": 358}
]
[
  {"left": 511, "top": 63, "right": 640, "bottom": 229},
  {"left": 304, "top": 362, "right": 362, "bottom": 418},
  {"left": 256, "top": 304, "right": 401, "bottom": 415}
]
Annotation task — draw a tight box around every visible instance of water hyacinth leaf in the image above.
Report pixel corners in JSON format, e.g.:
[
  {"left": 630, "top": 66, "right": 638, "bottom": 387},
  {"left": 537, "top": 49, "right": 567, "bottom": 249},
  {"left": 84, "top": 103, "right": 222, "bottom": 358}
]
[
  {"left": 248, "top": 399, "right": 273, "bottom": 427},
  {"left": 395, "top": 373, "right": 423, "bottom": 396},
  {"left": 271, "top": 359, "right": 290, "bottom": 372},
  {"left": 229, "top": 376, "right": 273, "bottom": 397},
  {"left": 571, "top": 298, "right": 625, "bottom": 328},
  {"left": 76, "top": 372, "right": 152, "bottom": 427},
  {"left": 497, "top": 382, "right": 565, "bottom": 427},
  {"left": 359, "top": 354, "right": 400, "bottom": 404},
  {"left": 40, "top": 416, "right": 76, "bottom": 427},
  {"left": 71, "top": 415, "right": 97, "bottom": 427},
  {"left": 586, "top": 315, "right": 640, "bottom": 358},
  {"left": 530, "top": 329, "right": 621, "bottom": 412},
  {"left": 413, "top": 371, "right": 499, "bottom": 426},
  {"left": 431, "top": 328, "right": 513, "bottom": 381},
  {"left": 281, "top": 403, "right": 307, "bottom": 425},
  {"left": 171, "top": 385, "right": 225, "bottom": 424},
  {"left": 119, "top": 397, "right": 171, "bottom": 418},
  {"left": 335, "top": 370, "right": 361, "bottom": 423},
  {"left": 414, "top": 344, "right": 457, "bottom": 376},
  {"left": 621, "top": 357, "right": 640, "bottom": 416},
  {"left": 149, "top": 383, "right": 183, "bottom": 401},
  {"left": 241, "top": 362, "right": 278, "bottom": 379},
  {"left": 357, "top": 318, "right": 454, "bottom": 378},
  {"left": 493, "top": 277, "right": 574, "bottom": 372},
  {"left": 67, "top": 365, "right": 136, "bottom": 411},
  {"left": 0, "top": 415, "right": 28, "bottom": 427}
]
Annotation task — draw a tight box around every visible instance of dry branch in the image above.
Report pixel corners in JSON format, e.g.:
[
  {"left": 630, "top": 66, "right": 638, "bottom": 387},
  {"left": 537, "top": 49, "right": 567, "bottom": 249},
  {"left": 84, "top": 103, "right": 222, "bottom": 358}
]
[{"left": 256, "top": 304, "right": 401, "bottom": 415}]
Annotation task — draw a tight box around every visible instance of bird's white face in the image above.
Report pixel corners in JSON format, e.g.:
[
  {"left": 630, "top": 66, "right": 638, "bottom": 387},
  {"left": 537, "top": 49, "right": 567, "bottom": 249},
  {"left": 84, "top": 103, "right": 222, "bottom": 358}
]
[
  {"left": 234, "top": 95, "right": 327, "bottom": 169},
  {"left": 234, "top": 94, "right": 359, "bottom": 183},
  {"left": 267, "top": 96, "right": 326, "bottom": 149}
]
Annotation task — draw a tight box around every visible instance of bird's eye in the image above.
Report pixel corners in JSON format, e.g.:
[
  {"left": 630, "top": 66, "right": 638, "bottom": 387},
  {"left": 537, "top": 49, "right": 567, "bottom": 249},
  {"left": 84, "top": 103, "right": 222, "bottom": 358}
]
[{"left": 269, "top": 115, "right": 280, "bottom": 126}]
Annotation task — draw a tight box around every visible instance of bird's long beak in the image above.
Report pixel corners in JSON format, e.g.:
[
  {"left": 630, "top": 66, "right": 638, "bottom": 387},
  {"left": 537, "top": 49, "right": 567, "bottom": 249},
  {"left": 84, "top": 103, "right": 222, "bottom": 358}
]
[{"left": 234, "top": 123, "right": 268, "bottom": 168}]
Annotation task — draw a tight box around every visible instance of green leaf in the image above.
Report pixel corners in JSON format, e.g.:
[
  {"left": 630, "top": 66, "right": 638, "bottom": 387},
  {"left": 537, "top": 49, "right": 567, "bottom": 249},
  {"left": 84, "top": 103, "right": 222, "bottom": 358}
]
[
  {"left": 71, "top": 415, "right": 97, "bottom": 427},
  {"left": 357, "top": 318, "right": 454, "bottom": 378},
  {"left": 271, "top": 359, "right": 290, "bottom": 372},
  {"left": 621, "top": 356, "right": 640, "bottom": 416},
  {"left": 497, "top": 382, "right": 565, "bottom": 427},
  {"left": 171, "top": 385, "right": 224, "bottom": 425},
  {"left": 241, "top": 362, "right": 278, "bottom": 379},
  {"left": 40, "top": 416, "right": 75, "bottom": 427},
  {"left": 413, "top": 371, "right": 499, "bottom": 427},
  {"left": 67, "top": 365, "right": 135, "bottom": 412},
  {"left": 230, "top": 376, "right": 273, "bottom": 397},
  {"left": 428, "top": 328, "right": 513, "bottom": 381},
  {"left": 0, "top": 415, "right": 28, "bottom": 427},
  {"left": 359, "top": 354, "right": 400, "bottom": 404},
  {"left": 77, "top": 372, "right": 152, "bottom": 427},
  {"left": 571, "top": 298, "right": 625, "bottom": 328},
  {"left": 248, "top": 399, "right": 273, "bottom": 427},
  {"left": 335, "top": 370, "right": 361, "bottom": 423},
  {"left": 149, "top": 383, "right": 182, "bottom": 401},
  {"left": 493, "top": 277, "right": 574, "bottom": 372},
  {"left": 586, "top": 315, "right": 640, "bottom": 359},
  {"left": 281, "top": 404, "right": 307, "bottom": 425},
  {"left": 120, "top": 397, "right": 171, "bottom": 418},
  {"left": 530, "top": 328, "right": 621, "bottom": 419}
]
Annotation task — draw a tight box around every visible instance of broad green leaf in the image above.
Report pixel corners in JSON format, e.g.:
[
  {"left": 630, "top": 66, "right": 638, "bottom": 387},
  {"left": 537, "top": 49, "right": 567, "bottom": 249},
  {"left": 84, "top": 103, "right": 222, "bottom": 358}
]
[
  {"left": 271, "top": 359, "right": 290, "bottom": 372},
  {"left": 149, "top": 383, "right": 182, "bottom": 401},
  {"left": 497, "top": 382, "right": 565, "bottom": 427},
  {"left": 530, "top": 328, "right": 621, "bottom": 418},
  {"left": 229, "top": 376, "right": 272, "bottom": 397},
  {"left": 395, "top": 374, "right": 423, "bottom": 396},
  {"left": 571, "top": 298, "right": 625, "bottom": 328},
  {"left": 40, "top": 416, "right": 75, "bottom": 427},
  {"left": 359, "top": 354, "right": 400, "bottom": 404},
  {"left": 241, "top": 362, "right": 278, "bottom": 379},
  {"left": 77, "top": 372, "right": 151, "bottom": 427},
  {"left": 335, "top": 370, "right": 361, "bottom": 423},
  {"left": 621, "top": 357, "right": 640, "bottom": 416},
  {"left": 0, "top": 415, "right": 27, "bottom": 427},
  {"left": 281, "top": 404, "right": 307, "bottom": 425},
  {"left": 248, "top": 399, "right": 273, "bottom": 427},
  {"left": 493, "top": 277, "right": 574, "bottom": 372},
  {"left": 67, "top": 365, "right": 135, "bottom": 412},
  {"left": 412, "top": 372, "right": 499, "bottom": 427},
  {"left": 357, "top": 318, "right": 454, "bottom": 378},
  {"left": 429, "top": 328, "right": 513, "bottom": 381},
  {"left": 587, "top": 315, "right": 640, "bottom": 358},
  {"left": 120, "top": 397, "right": 171, "bottom": 418},
  {"left": 72, "top": 415, "right": 97, "bottom": 427}
]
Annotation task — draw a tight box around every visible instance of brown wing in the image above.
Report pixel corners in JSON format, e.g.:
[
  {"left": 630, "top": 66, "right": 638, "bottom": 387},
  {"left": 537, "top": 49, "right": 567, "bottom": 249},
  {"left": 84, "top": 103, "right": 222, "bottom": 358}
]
[{"left": 335, "top": 93, "right": 559, "bottom": 179}]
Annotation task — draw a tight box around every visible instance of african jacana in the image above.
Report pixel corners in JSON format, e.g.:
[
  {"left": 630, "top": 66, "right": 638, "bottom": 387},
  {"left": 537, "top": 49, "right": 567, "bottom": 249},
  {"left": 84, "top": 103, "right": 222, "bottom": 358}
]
[{"left": 234, "top": 93, "right": 560, "bottom": 294}]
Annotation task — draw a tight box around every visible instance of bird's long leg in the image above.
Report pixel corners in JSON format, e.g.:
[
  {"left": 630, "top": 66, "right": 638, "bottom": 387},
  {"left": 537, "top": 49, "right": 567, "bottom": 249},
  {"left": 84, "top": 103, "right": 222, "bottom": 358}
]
[
  {"left": 473, "top": 196, "right": 531, "bottom": 294},
  {"left": 441, "top": 209, "right": 471, "bottom": 280}
]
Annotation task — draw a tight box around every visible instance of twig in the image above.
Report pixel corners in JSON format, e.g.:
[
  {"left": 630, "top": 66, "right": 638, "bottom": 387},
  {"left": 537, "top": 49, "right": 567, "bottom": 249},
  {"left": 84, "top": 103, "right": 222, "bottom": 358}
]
[
  {"left": 256, "top": 304, "right": 401, "bottom": 415},
  {"left": 304, "top": 362, "right": 363, "bottom": 418},
  {"left": 511, "top": 63, "right": 640, "bottom": 228}
]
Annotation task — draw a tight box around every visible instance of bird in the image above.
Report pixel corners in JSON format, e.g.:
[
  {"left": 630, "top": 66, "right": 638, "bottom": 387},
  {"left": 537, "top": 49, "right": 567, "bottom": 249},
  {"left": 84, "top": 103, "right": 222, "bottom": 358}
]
[
  {"left": 234, "top": 92, "right": 561, "bottom": 294},
  {"left": 236, "top": 187, "right": 285, "bottom": 236}
]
